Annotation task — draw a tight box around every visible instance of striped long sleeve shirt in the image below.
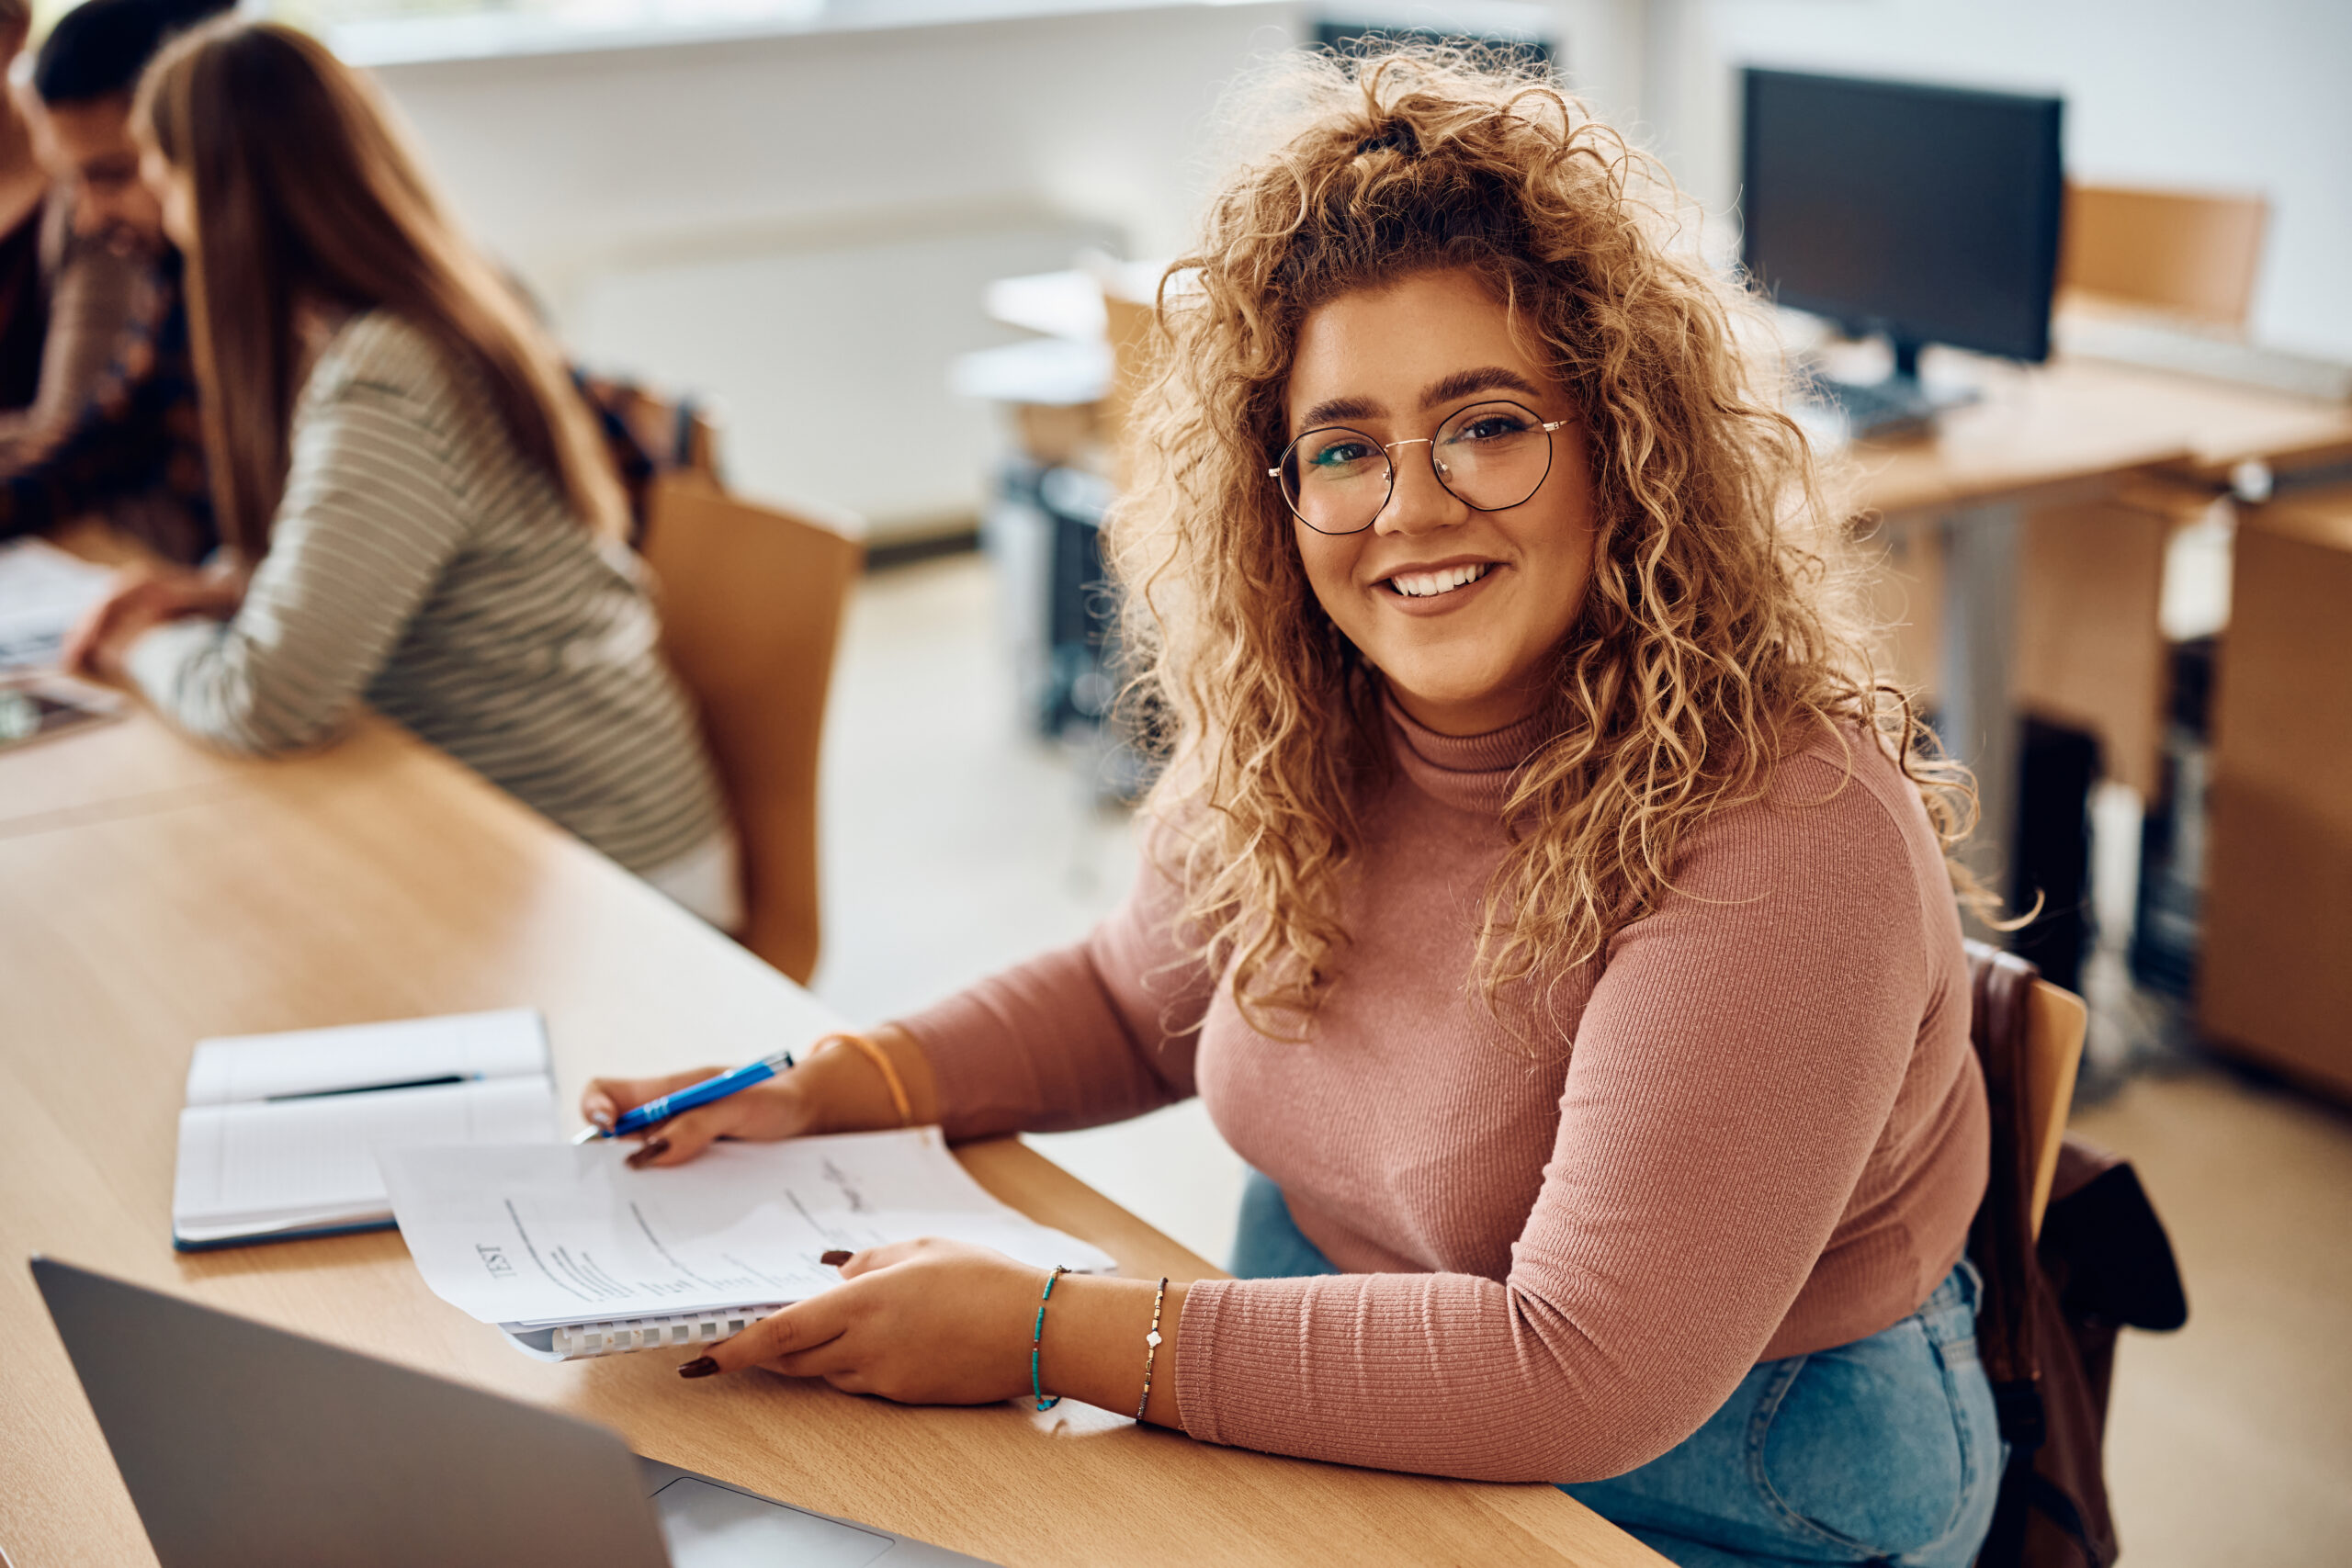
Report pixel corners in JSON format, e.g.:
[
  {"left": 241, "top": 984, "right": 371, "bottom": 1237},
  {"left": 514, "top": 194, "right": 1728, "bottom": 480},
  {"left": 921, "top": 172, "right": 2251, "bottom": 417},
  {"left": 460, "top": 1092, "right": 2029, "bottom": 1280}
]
[{"left": 126, "top": 310, "right": 726, "bottom": 876}]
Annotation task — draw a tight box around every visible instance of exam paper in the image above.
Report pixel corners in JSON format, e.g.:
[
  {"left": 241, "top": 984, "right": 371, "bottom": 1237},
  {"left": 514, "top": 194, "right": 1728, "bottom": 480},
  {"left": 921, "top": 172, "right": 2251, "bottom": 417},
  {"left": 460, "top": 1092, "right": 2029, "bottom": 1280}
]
[{"left": 379, "top": 1127, "right": 1117, "bottom": 1330}]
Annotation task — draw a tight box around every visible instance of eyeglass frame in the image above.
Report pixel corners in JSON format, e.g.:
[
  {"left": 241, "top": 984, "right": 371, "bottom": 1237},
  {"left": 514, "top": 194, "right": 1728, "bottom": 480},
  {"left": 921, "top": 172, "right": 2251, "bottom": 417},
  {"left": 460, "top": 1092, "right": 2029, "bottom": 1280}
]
[{"left": 1266, "top": 398, "right": 1574, "bottom": 536}]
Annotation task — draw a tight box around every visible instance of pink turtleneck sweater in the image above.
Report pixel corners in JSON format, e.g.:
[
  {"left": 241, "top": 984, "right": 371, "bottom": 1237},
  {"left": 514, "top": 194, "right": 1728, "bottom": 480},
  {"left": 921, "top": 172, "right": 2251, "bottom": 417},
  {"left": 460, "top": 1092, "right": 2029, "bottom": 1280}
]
[{"left": 900, "top": 702, "right": 1985, "bottom": 1483}]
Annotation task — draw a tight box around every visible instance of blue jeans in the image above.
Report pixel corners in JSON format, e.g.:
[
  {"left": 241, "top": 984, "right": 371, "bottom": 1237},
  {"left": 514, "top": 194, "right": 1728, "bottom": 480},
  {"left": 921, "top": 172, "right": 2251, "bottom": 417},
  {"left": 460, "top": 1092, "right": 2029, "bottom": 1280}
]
[{"left": 1230, "top": 1171, "right": 2004, "bottom": 1568}]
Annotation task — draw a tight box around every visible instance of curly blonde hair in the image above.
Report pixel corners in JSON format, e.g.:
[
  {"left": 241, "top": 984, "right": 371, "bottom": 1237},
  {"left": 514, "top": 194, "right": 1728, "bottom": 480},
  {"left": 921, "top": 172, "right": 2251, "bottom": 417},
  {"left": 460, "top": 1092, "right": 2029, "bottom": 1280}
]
[{"left": 1110, "top": 48, "right": 1980, "bottom": 1038}]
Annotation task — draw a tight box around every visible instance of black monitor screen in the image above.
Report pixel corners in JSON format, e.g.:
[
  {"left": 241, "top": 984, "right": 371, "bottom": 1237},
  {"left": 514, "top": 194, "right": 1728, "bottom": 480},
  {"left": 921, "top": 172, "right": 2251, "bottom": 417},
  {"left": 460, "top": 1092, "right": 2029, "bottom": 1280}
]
[{"left": 1740, "top": 69, "right": 2064, "bottom": 364}]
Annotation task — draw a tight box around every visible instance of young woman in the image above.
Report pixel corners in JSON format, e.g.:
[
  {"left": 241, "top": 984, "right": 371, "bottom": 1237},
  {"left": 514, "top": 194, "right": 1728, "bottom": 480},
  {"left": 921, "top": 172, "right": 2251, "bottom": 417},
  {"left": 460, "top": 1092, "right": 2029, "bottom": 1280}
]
[
  {"left": 585, "top": 53, "right": 1999, "bottom": 1567},
  {"left": 64, "top": 21, "right": 737, "bottom": 925}
]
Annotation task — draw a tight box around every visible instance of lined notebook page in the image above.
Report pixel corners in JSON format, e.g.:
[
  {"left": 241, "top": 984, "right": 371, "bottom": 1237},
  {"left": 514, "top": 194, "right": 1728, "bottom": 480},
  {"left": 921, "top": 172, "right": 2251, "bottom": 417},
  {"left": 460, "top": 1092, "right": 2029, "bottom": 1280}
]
[
  {"left": 184, "top": 1009, "right": 548, "bottom": 1106},
  {"left": 175, "top": 1077, "right": 557, "bottom": 1237}
]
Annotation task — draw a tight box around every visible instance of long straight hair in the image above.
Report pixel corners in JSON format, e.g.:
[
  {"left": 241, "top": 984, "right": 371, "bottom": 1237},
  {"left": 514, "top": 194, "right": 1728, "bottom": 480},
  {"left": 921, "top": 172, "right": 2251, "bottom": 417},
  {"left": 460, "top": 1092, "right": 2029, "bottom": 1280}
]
[{"left": 135, "top": 20, "right": 622, "bottom": 558}]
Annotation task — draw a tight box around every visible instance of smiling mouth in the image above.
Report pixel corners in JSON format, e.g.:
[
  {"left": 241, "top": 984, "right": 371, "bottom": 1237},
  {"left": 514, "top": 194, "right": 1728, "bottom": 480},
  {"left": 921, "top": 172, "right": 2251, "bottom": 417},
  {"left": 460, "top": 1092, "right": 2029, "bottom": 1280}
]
[{"left": 1385, "top": 562, "right": 1494, "bottom": 599}]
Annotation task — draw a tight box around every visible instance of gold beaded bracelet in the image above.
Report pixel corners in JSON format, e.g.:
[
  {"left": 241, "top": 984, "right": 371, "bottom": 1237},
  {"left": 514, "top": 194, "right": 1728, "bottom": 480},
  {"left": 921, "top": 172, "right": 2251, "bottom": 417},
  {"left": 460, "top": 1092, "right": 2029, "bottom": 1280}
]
[{"left": 1133, "top": 1276, "right": 1169, "bottom": 1424}]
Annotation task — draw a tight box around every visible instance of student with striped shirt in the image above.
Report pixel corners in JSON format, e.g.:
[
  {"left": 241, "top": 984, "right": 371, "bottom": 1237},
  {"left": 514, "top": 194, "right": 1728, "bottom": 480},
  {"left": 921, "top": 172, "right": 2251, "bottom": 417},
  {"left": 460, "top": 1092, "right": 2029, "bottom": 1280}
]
[{"left": 63, "top": 19, "right": 737, "bottom": 925}]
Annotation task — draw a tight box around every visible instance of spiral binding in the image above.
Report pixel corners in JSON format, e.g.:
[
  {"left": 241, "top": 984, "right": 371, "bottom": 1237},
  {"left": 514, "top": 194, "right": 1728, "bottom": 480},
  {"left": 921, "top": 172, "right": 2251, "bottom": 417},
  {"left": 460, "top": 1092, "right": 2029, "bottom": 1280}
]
[{"left": 548, "top": 1303, "right": 786, "bottom": 1360}]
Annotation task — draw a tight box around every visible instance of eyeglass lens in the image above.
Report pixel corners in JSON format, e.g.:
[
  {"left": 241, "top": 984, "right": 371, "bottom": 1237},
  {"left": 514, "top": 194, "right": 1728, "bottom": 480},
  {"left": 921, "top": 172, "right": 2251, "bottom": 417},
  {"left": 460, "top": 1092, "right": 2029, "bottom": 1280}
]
[{"left": 1279, "top": 400, "right": 1555, "bottom": 535}]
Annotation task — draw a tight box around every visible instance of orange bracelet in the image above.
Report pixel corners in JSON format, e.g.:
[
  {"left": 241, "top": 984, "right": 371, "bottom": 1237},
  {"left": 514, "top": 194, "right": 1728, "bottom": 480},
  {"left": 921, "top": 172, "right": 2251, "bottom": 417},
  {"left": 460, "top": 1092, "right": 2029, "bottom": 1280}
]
[{"left": 819, "top": 1032, "right": 914, "bottom": 1127}]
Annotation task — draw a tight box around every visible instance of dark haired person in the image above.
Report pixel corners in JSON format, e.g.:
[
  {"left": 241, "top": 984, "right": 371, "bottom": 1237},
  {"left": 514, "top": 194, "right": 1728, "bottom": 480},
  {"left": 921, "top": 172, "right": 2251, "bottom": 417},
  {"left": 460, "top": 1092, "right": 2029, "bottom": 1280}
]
[
  {"left": 2, "top": 0, "right": 675, "bottom": 559},
  {"left": 0, "top": 0, "right": 155, "bottom": 472},
  {"left": 0, "top": 0, "right": 232, "bottom": 560},
  {"left": 64, "top": 21, "right": 738, "bottom": 926},
  {"left": 0, "top": 0, "right": 66, "bottom": 425}
]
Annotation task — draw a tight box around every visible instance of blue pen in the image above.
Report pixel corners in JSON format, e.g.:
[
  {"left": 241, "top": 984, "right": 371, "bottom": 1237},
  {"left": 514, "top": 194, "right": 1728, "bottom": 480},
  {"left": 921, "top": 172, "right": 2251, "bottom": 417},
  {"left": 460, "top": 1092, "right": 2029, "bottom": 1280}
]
[{"left": 571, "top": 1048, "right": 797, "bottom": 1145}]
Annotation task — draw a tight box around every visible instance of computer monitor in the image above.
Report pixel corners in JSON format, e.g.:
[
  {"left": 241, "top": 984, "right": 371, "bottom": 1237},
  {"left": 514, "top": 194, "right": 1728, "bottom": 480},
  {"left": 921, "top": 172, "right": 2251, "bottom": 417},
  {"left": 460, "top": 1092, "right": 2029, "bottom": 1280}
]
[{"left": 1740, "top": 68, "right": 2065, "bottom": 385}]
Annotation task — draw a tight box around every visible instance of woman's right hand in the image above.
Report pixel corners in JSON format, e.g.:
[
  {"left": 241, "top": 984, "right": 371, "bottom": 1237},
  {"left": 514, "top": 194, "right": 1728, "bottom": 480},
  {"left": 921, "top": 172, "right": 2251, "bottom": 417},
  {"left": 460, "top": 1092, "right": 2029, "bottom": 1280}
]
[
  {"left": 580, "top": 1067, "right": 816, "bottom": 1168},
  {"left": 581, "top": 1027, "right": 938, "bottom": 1168}
]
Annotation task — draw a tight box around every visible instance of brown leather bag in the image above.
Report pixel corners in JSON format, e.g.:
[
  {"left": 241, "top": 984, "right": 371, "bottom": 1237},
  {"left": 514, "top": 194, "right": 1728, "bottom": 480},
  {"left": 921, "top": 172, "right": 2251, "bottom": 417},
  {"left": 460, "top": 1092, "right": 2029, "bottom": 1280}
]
[{"left": 1962, "top": 942, "right": 2188, "bottom": 1568}]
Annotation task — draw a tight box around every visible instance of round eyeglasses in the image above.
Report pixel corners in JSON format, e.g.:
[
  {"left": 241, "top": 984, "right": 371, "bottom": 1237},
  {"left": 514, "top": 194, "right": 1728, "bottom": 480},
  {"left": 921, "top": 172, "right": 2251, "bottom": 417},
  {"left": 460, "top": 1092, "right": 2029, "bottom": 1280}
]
[{"left": 1268, "top": 399, "right": 1571, "bottom": 536}]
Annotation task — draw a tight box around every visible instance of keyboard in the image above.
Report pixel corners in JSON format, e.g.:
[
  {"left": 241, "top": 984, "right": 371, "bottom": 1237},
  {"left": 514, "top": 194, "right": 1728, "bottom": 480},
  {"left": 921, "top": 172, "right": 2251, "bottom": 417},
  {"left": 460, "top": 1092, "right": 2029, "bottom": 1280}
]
[{"left": 1815, "top": 375, "right": 1937, "bottom": 439}]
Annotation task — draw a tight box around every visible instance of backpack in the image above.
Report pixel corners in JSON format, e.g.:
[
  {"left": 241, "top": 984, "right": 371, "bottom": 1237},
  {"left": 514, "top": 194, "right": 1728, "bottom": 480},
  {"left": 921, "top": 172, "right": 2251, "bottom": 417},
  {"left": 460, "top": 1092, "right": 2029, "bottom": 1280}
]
[{"left": 1962, "top": 942, "right": 2189, "bottom": 1568}]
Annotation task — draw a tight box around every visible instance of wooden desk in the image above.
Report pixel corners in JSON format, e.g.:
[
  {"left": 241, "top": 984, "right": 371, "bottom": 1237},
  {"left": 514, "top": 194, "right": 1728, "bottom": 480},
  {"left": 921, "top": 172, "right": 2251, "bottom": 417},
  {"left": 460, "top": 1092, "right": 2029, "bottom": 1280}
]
[
  {"left": 0, "top": 713, "right": 1658, "bottom": 1568},
  {"left": 1853, "top": 355, "right": 2352, "bottom": 522},
  {"left": 1844, "top": 355, "right": 2352, "bottom": 886},
  {"left": 2197, "top": 485, "right": 2352, "bottom": 1101}
]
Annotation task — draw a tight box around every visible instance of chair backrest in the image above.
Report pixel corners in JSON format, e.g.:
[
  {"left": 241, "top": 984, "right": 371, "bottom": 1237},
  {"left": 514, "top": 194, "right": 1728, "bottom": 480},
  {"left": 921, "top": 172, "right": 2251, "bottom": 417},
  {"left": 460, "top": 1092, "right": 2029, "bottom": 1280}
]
[
  {"left": 639, "top": 477, "right": 864, "bottom": 984},
  {"left": 2057, "top": 183, "right": 2269, "bottom": 333},
  {"left": 1964, "top": 939, "right": 2089, "bottom": 1238},
  {"left": 2020, "top": 977, "right": 2088, "bottom": 1237},
  {"left": 583, "top": 378, "right": 728, "bottom": 485}
]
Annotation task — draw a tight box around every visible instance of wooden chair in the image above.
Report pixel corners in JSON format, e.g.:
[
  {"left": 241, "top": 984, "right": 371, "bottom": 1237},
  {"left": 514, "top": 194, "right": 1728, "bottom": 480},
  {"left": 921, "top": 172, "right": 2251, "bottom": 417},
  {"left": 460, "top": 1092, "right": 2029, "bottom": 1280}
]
[
  {"left": 639, "top": 476, "right": 865, "bottom": 985},
  {"left": 2019, "top": 975, "right": 2088, "bottom": 1237},
  {"left": 1966, "top": 939, "right": 2090, "bottom": 1237},
  {"left": 2058, "top": 183, "right": 2269, "bottom": 334}
]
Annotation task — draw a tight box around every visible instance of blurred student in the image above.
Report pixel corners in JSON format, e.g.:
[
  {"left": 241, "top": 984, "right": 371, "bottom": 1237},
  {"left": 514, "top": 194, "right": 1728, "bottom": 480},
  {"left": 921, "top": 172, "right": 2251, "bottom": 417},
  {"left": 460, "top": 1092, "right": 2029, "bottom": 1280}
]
[
  {"left": 0, "top": 0, "right": 231, "bottom": 559},
  {"left": 64, "top": 19, "right": 739, "bottom": 927},
  {"left": 0, "top": 0, "right": 63, "bottom": 423}
]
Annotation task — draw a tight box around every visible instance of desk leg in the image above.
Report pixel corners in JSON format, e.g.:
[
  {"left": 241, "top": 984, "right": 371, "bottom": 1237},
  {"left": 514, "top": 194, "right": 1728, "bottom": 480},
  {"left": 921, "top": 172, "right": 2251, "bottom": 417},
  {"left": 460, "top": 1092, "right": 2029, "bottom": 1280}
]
[{"left": 1939, "top": 502, "right": 2020, "bottom": 924}]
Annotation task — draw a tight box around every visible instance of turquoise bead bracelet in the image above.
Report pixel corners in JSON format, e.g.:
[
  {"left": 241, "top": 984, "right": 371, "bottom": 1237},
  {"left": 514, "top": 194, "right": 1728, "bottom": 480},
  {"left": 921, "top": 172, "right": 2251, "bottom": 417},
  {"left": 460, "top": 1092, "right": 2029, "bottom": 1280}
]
[{"left": 1030, "top": 1265, "right": 1070, "bottom": 1411}]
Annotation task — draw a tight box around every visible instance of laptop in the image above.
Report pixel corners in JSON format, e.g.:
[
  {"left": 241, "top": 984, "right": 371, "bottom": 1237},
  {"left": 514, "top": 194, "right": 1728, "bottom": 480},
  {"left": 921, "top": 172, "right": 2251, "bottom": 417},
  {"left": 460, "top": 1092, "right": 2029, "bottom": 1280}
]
[{"left": 32, "top": 1258, "right": 996, "bottom": 1567}]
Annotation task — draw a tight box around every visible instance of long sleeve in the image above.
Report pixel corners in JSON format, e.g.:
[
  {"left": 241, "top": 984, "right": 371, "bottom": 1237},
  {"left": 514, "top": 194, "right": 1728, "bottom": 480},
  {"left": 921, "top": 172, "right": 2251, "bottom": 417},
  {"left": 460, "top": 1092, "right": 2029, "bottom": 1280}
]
[
  {"left": 896, "top": 836, "right": 1220, "bottom": 1140},
  {"left": 0, "top": 265, "right": 212, "bottom": 558},
  {"left": 1173, "top": 756, "right": 1957, "bottom": 1482},
  {"left": 0, "top": 209, "right": 141, "bottom": 463},
  {"left": 125, "top": 376, "right": 471, "bottom": 752}
]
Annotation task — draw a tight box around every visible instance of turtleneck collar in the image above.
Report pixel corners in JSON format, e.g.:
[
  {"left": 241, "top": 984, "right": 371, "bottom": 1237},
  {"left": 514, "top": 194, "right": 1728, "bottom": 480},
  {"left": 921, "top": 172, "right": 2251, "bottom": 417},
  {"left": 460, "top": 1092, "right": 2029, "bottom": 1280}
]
[{"left": 1381, "top": 688, "right": 1554, "bottom": 818}]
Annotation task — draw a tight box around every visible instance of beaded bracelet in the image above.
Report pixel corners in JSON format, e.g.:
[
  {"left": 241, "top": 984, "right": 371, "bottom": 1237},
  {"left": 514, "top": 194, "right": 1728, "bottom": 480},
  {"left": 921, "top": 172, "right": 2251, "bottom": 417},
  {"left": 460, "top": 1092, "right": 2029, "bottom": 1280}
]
[
  {"left": 1030, "top": 1265, "right": 1069, "bottom": 1411},
  {"left": 1133, "top": 1276, "right": 1169, "bottom": 1424}
]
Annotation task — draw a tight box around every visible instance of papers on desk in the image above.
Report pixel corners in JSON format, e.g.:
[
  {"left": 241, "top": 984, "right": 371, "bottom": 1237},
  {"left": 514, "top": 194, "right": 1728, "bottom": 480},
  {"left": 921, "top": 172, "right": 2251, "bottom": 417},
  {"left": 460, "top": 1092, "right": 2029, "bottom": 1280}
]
[
  {"left": 379, "top": 1127, "right": 1117, "bottom": 1361},
  {"left": 0, "top": 540, "right": 123, "bottom": 749},
  {"left": 0, "top": 538, "right": 111, "bottom": 672},
  {"left": 171, "top": 1010, "right": 558, "bottom": 1250}
]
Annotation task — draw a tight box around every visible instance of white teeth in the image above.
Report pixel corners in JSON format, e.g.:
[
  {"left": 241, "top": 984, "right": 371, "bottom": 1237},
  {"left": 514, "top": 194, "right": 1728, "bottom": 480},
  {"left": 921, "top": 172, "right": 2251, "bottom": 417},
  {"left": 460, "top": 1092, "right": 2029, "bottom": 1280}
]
[{"left": 1388, "top": 562, "right": 1490, "bottom": 598}]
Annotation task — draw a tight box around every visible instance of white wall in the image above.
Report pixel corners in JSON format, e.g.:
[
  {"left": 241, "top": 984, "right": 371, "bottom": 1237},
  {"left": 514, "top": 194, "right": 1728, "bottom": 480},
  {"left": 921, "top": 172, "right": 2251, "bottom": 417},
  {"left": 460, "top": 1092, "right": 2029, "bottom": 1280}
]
[
  {"left": 369, "top": 5, "right": 1301, "bottom": 529},
  {"left": 361, "top": 0, "right": 2340, "bottom": 531},
  {"left": 368, "top": 0, "right": 1642, "bottom": 533},
  {"left": 1641, "top": 0, "right": 2352, "bottom": 361}
]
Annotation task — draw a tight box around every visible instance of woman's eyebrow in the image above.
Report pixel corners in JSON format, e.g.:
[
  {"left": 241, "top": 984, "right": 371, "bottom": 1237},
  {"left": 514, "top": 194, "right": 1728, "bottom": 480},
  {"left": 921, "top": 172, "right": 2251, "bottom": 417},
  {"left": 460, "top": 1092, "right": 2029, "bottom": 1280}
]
[
  {"left": 1296, "top": 394, "right": 1383, "bottom": 432},
  {"left": 1419, "top": 367, "right": 1544, "bottom": 408},
  {"left": 1293, "top": 367, "right": 1544, "bottom": 434}
]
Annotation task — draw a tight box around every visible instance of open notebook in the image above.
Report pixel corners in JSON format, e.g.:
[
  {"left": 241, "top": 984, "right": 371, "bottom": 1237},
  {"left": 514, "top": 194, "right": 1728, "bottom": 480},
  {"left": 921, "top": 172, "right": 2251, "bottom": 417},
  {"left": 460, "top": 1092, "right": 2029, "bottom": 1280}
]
[
  {"left": 379, "top": 1127, "right": 1118, "bottom": 1360},
  {"left": 172, "top": 1010, "right": 558, "bottom": 1250}
]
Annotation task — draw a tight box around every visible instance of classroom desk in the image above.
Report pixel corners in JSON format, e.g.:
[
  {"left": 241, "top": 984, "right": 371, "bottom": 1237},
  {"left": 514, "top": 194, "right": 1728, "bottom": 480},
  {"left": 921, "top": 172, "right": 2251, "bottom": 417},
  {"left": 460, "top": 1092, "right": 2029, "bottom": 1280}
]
[
  {"left": 0, "top": 710, "right": 1661, "bottom": 1568},
  {"left": 1843, "top": 354, "right": 2352, "bottom": 886}
]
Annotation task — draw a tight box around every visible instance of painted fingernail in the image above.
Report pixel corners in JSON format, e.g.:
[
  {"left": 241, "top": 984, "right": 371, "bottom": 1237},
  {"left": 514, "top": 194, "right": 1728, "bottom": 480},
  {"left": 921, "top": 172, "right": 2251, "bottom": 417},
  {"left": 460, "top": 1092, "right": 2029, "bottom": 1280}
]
[
  {"left": 676, "top": 1357, "right": 719, "bottom": 1379},
  {"left": 820, "top": 1249, "right": 852, "bottom": 1267},
  {"left": 626, "top": 1138, "right": 670, "bottom": 1168}
]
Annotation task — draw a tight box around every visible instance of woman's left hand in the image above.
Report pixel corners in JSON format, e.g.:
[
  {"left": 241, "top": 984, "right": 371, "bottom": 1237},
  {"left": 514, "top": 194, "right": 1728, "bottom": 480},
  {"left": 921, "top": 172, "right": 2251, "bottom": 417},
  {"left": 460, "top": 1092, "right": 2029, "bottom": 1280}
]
[
  {"left": 62, "top": 565, "right": 249, "bottom": 682},
  {"left": 688, "top": 1239, "right": 1041, "bottom": 1404}
]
